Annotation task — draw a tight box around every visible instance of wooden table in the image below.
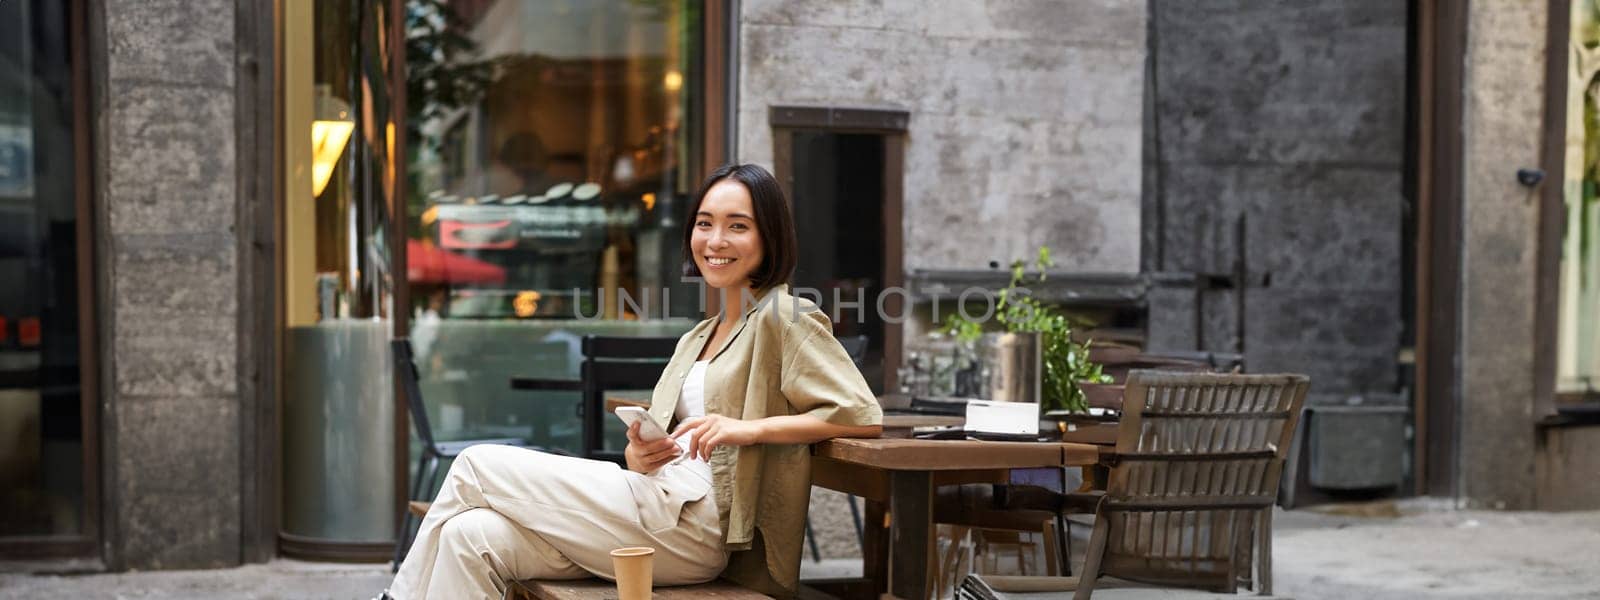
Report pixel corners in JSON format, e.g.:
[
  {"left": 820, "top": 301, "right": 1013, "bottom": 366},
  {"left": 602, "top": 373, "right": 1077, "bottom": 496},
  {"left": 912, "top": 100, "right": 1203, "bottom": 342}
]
[
  {"left": 810, "top": 437, "right": 1102, "bottom": 600},
  {"left": 598, "top": 393, "right": 1107, "bottom": 598}
]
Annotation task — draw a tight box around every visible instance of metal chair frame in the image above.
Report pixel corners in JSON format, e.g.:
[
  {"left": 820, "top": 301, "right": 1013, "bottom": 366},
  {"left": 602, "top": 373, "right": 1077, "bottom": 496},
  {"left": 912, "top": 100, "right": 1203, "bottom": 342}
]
[{"left": 391, "top": 338, "right": 541, "bottom": 571}]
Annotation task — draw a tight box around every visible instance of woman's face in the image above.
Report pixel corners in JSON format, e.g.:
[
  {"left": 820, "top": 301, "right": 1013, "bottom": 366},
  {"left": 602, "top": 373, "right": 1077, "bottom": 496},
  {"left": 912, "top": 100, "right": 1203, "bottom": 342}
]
[{"left": 691, "top": 180, "right": 764, "bottom": 290}]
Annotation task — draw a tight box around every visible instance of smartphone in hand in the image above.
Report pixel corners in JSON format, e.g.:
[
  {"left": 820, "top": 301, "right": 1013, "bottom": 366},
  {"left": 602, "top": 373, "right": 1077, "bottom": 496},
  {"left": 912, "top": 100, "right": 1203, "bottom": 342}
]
[{"left": 614, "top": 406, "right": 668, "bottom": 441}]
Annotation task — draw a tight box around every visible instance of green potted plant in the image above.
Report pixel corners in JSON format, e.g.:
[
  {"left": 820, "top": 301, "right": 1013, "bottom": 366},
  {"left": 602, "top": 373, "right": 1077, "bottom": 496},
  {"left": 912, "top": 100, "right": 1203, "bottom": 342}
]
[{"left": 941, "top": 247, "right": 1111, "bottom": 413}]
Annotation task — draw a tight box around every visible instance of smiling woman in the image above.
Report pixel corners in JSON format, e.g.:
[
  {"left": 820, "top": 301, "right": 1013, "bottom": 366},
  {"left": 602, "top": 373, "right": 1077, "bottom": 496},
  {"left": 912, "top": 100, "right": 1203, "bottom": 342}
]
[
  {"left": 683, "top": 163, "right": 796, "bottom": 295},
  {"left": 385, "top": 164, "right": 883, "bottom": 599},
  {"left": 690, "top": 181, "right": 766, "bottom": 290}
]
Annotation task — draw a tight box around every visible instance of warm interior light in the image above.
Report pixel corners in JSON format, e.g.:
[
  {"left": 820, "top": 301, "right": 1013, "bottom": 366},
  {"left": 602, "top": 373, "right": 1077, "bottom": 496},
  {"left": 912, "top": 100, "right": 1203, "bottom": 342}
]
[
  {"left": 513, "top": 291, "right": 542, "bottom": 318},
  {"left": 311, "top": 85, "right": 355, "bottom": 198},
  {"left": 663, "top": 70, "right": 683, "bottom": 92},
  {"left": 311, "top": 118, "right": 355, "bottom": 197},
  {"left": 641, "top": 192, "right": 656, "bottom": 211},
  {"left": 385, "top": 121, "right": 396, "bottom": 196}
]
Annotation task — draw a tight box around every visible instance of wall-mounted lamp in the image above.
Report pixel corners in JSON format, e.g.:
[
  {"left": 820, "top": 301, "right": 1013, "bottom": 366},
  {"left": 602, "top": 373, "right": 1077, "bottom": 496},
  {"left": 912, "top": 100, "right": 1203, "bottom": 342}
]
[
  {"left": 1516, "top": 168, "right": 1545, "bottom": 187},
  {"left": 312, "top": 85, "right": 354, "bottom": 197}
]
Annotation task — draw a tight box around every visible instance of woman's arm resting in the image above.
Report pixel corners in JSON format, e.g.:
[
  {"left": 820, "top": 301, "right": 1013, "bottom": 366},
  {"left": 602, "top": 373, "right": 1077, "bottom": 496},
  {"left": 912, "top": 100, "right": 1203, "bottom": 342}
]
[
  {"left": 672, "top": 414, "right": 881, "bottom": 460},
  {"left": 753, "top": 414, "right": 882, "bottom": 445}
]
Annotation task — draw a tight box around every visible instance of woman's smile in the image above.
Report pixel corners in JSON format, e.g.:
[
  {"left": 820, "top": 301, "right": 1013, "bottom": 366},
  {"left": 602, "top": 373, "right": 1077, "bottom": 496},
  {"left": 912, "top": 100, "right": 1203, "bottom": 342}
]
[{"left": 691, "top": 180, "right": 764, "bottom": 289}]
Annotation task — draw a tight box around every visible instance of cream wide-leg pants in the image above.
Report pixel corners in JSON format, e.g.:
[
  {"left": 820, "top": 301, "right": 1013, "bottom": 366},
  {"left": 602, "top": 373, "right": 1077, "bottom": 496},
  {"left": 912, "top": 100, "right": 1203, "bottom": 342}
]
[{"left": 388, "top": 444, "right": 726, "bottom": 600}]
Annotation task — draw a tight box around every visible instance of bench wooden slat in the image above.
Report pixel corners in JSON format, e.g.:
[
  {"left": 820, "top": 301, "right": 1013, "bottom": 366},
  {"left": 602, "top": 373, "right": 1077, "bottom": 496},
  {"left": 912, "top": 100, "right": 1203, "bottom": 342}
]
[{"left": 509, "top": 578, "right": 769, "bottom": 599}]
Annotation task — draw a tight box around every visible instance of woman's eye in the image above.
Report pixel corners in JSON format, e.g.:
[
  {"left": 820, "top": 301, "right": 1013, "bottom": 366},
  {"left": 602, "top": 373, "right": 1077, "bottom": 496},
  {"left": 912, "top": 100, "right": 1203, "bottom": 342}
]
[
  {"left": 730, "top": 223, "right": 747, "bottom": 231},
  {"left": 695, "top": 220, "right": 711, "bottom": 227}
]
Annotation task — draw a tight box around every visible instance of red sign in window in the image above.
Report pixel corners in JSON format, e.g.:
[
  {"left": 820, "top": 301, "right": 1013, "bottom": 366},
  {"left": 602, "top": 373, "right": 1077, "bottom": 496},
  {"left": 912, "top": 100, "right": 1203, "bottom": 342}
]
[
  {"left": 0, "top": 315, "right": 7, "bottom": 343},
  {"left": 19, "top": 317, "right": 41, "bottom": 347}
]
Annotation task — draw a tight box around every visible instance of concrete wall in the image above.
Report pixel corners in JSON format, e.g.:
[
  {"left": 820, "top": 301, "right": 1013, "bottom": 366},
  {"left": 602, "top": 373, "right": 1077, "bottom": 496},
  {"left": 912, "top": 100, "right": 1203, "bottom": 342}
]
[
  {"left": 1456, "top": 2, "right": 1548, "bottom": 509},
  {"left": 739, "top": 0, "right": 1145, "bottom": 558},
  {"left": 1143, "top": 1, "right": 1408, "bottom": 405},
  {"left": 737, "top": 0, "right": 1146, "bottom": 273},
  {"left": 94, "top": 0, "right": 244, "bottom": 568}
]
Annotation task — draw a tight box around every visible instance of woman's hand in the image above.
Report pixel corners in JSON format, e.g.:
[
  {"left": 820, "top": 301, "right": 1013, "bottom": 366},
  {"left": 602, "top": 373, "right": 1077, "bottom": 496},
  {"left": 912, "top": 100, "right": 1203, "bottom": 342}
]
[
  {"left": 672, "top": 414, "right": 762, "bottom": 461},
  {"left": 623, "top": 421, "right": 681, "bottom": 474}
]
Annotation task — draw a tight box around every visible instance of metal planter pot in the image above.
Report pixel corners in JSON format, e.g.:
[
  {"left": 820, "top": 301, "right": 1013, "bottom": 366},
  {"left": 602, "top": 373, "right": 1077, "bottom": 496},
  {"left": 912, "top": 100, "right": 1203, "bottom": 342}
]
[{"left": 982, "top": 332, "right": 1041, "bottom": 403}]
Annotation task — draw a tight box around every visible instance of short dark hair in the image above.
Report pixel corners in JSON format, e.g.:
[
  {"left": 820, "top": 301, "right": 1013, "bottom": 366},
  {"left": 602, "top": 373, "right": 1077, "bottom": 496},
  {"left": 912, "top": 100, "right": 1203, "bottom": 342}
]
[{"left": 681, "top": 163, "right": 797, "bottom": 292}]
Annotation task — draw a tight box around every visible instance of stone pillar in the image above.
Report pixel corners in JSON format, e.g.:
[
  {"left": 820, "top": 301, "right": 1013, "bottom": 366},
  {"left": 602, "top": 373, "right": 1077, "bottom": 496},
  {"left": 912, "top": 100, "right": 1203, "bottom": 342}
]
[
  {"left": 94, "top": 0, "right": 244, "bottom": 568},
  {"left": 1456, "top": 1, "right": 1549, "bottom": 509}
]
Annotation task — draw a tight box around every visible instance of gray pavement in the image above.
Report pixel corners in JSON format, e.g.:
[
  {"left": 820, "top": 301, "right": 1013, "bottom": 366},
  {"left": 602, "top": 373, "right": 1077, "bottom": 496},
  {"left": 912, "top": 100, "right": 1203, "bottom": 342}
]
[
  {"left": 0, "top": 559, "right": 391, "bottom": 600},
  {"left": 2, "top": 502, "right": 1597, "bottom": 599},
  {"left": 1272, "top": 503, "right": 1600, "bottom": 600}
]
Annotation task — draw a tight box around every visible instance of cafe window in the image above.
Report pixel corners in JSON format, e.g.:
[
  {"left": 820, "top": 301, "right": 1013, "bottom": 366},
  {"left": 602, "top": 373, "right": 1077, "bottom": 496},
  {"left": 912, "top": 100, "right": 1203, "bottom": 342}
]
[
  {"left": 402, "top": 0, "right": 708, "bottom": 452},
  {"left": 1560, "top": 1, "right": 1600, "bottom": 402},
  {"left": 278, "top": 0, "right": 403, "bottom": 557},
  {"left": 0, "top": 0, "right": 92, "bottom": 546}
]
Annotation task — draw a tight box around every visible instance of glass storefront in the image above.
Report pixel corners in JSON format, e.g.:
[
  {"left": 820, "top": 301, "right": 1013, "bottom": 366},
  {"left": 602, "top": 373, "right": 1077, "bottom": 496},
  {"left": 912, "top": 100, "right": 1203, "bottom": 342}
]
[
  {"left": 403, "top": 0, "right": 706, "bottom": 454},
  {"left": 0, "top": 0, "right": 87, "bottom": 539},
  {"left": 1561, "top": 1, "right": 1600, "bottom": 400},
  {"left": 279, "top": 0, "right": 403, "bottom": 550},
  {"left": 278, "top": 0, "right": 718, "bottom": 552}
]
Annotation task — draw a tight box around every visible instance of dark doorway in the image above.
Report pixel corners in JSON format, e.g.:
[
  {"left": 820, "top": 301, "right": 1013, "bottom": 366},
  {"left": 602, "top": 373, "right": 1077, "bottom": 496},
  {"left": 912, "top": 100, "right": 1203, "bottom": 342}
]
[
  {"left": 789, "top": 132, "right": 888, "bottom": 392},
  {"left": 1409, "top": 0, "right": 1468, "bottom": 498}
]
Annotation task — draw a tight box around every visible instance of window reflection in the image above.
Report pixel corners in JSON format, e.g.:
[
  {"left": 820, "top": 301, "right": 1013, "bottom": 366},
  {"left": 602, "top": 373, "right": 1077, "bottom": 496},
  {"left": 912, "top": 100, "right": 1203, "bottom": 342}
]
[
  {"left": 409, "top": 0, "right": 698, "bottom": 321},
  {"left": 1560, "top": 1, "right": 1600, "bottom": 400},
  {"left": 0, "top": 0, "right": 85, "bottom": 538},
  {"left": 402, "top": 0, "right": 703, "bottom": 454},
  {"left": 279, "top": 0, "right": 403, "bottom": 548}
]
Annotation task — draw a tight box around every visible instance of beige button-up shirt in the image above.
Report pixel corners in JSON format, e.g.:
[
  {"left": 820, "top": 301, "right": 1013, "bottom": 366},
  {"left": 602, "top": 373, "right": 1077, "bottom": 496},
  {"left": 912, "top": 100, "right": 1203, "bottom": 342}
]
[{"left": 646, "top": 285, "right": 883, "bottom": 597}]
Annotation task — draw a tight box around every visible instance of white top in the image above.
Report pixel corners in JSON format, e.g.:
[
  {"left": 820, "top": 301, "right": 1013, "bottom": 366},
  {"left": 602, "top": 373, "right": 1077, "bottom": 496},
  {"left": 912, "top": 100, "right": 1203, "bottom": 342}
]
[
  {"left": 665, "top": 360, "right": 713, "bottom": 477},
  {"left": 675, "top": 360, "right": 710, "bottom": 424}
]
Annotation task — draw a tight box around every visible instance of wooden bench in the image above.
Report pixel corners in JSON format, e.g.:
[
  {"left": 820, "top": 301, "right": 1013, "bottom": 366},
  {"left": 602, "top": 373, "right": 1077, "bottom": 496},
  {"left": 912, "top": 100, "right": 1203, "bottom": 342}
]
[
  {"left": 508, "top": 578, "right": 768, "bottom": 599},
  {"left": 405, "top": 503, "right": 770, "bottom": 600}
]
